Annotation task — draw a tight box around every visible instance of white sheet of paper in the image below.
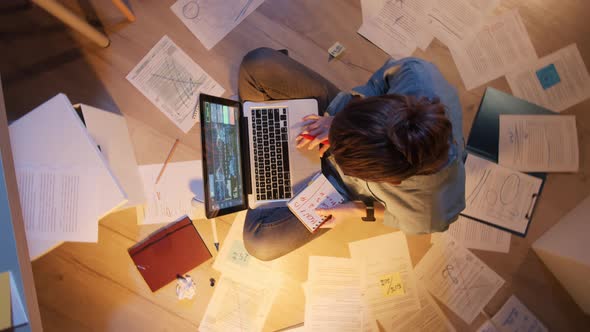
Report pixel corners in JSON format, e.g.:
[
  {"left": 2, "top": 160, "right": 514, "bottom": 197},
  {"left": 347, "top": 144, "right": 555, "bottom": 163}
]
[
  {"left": 491, "top": 295, "right": 548, "bottom": 332},
  {"left": 396, "top": 284, "right": 457, "bottom": 332},
  {"left": 476, "top": 320, "right": 500, "bottom": 332},
  {"left": 171, "top": 0, "right": 265, "bottom": 50},
  {"left": 426, "top": 0, "right": 499, "bottom": 48},
  {"left": 360, "top": 0, "right": 386, "bottom": 21},
  {"left": 126, "top": 36, "right": 225, "bottom": 133},
  {"left": 15, "top": 166, "right": 98, "bottom": 242},
  {"left": 138, "top": 160, "right": 205, "bottom": 224},
  {"left": 506, "top": 44, "right": 590, "bottom": 112},
  {"left": 348, "top": 232, "right": 421, "bottom": 329},
  {"left": 431, "top": 216, "right": 511, "bottom": 253},
  {"left": 415, "top": 233, "right": 505, "bottom": 324},
  {"left": 212, "top": 211, "right": 279, "bottom": 282},
  {"left": 450, "top": 9, "right": 537, "bottom": 90},
  {"left": 498, "top": 115, "right": 579, "bottom": 172},
  {"left": 199, "top": 274, "right": 281, "bottom": 332},
  {"left": 464, "top": 154, "right": 542, "bottom": 234},
  {"left": 358, "top": 0, "right": 435, "bottom": 58}
]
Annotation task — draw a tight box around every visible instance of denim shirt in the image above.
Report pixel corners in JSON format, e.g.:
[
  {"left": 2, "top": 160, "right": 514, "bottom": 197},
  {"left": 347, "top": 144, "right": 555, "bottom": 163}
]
[{"left": 325, "top": 58, "right": 466, "bottom": 234}]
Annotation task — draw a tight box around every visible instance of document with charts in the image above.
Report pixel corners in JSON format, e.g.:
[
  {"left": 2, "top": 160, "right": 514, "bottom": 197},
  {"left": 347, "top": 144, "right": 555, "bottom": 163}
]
[
  {"left": 463, "top": 154, "right": 542, "bottom": 235},
  {"left": 498, "top": 115, "right": 579, "bottom": 172},
  {"left": 171, "top": 0, "right": 265, "bottom": 50},
  {"left": 414, "top": 233, "right": 505, "bottom": 324},
  {"left": 126, "top": 35, "right": 225, "bottom": 133}
]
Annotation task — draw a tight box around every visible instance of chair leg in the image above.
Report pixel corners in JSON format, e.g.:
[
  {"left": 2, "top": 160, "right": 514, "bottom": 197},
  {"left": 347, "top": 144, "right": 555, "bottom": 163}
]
[
  {"left": 111, "top": 0, "right": 136, "bottom": 22},
  {"left": 31, "top": 0, "right": 110, "bottom": 47}
]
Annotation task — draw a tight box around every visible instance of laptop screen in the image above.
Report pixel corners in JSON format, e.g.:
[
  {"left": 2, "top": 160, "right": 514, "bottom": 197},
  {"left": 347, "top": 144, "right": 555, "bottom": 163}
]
[{"left": 200, "top": 95, "right": 248, "bottom": 218}]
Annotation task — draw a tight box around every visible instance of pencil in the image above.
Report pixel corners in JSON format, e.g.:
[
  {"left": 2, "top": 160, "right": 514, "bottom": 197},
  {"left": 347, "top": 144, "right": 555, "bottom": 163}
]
[{"left": 155, "top": 138, "right": 180, "bottom": 184}]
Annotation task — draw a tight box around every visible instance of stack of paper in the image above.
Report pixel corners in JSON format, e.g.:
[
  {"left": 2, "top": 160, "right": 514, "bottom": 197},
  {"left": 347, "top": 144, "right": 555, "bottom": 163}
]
[
  {"left": 200, "top": 211, "right": 283, "bottom": 331},
  {"left": 303, "top": 256, "right": 377, "bottom": 332},
  {"left": 9, "top": 94, "right": 127, "bottom": 260}
]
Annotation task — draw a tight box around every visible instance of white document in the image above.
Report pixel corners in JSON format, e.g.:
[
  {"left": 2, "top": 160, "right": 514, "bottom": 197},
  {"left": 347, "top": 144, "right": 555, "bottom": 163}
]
[
  {"left": 171, "top": 0, "right": 265, "bottom": 50},
  {"left": 499, "top": 115, "right": 579, "bottom": 172},
  {"left": 9, "top": 94, "right": 127, "bottom": 258},
  {"left": 396, "top": 285, "right": 456, "bottom": 332},
  {"left": 464, "top": 154, "right": 542, "bottom": 234},
  {"left": 415, "top": 233, "right": 505, "bottom": 324},
  {"left": 348, "top": 232, "right": 421, "bottom": 330},
  {"left": 212, "top": 211, "right": 279, "bottom": 281},
  {"left": 431, "top": 216, "right": 511, "bottom": 253},
  {"left": 480, "top": 295, "right": 548, "bottom": 332},
  {"left": 79, "top": 104, "right": 145, "bottom": 208},
  {"left": 15, "top": 167, "right": 98, "bottom": 242},
  {"left": 358, "top": 0, "right": 435, "bottom": 58},
  {"left": 360, "top": 0, "right": 386, "bottom": 21},
  {"left": 450, "top": 9, "right": 537, "bottom": 90},
  {"left": 138, "top": 160, "right": 205, "bottom": 224},
  {"left": 506, "top": 44, "right": 590, "bottom": 112},
  {"left": 426, "top": 0, "right": 499, "bottom": 48},
  {"left": 126, "top": 36, "right": 225, "bottom": 133},
  {"left": 199, "top": 274, "right": 281, "bottom": 332}
]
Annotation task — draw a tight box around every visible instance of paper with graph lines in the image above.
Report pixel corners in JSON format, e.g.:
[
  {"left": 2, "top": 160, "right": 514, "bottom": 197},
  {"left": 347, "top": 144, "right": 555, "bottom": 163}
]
[{"left": 127, "top": 35, "right": 225, "bottom": 133}]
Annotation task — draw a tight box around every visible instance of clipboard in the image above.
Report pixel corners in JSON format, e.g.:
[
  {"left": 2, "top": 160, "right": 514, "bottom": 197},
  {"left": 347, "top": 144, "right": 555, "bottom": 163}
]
[{"left": 463, "top": 88, "right": 551, "bottom": 237}]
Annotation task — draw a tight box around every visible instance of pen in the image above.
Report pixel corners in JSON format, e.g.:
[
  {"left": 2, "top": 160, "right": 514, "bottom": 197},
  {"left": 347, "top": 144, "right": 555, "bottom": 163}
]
[
  {"left": 155, "top": 138, "right": 180, "bottom": 184},
  {"left": 210, "top": 218, "right": 219, "bottom": 251},
  {"left": 300, "top": 134, "right": 329, "bottom": 145}
]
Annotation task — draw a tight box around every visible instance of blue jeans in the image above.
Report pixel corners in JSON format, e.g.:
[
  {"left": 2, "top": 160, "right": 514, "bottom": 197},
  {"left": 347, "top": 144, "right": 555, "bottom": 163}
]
[{"left": 239, "top": 47, "right": 351, "bottom": 261}]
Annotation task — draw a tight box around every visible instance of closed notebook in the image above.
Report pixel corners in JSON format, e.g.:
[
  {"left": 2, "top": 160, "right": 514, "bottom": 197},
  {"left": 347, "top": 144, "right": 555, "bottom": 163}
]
[
  {"left": 287, "top": 173, "right": 344, "bottom": 233},
  {"left": 128, "top": 216, "right": 211, "bottom": 292}
]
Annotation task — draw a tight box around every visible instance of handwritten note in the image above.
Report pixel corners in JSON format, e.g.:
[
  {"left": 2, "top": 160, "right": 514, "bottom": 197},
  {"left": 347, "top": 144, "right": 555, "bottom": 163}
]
[
  {"left": 287, "top": 173, "right": 344, "bottom": 232},
  {"left": 481, "top": 295, "right": 548, "bottom": 332},
  {"left": 463, "top": 154, "right": 542, "bottom": 234},
  {"left": 379, "top": 272, "right": 405, "bottom": 297}
]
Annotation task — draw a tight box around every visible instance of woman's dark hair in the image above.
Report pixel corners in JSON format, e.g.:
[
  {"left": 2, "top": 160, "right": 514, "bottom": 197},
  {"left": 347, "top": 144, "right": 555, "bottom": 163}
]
[{"left": 329, "top": 94, "right": 452, "bottom": 183}]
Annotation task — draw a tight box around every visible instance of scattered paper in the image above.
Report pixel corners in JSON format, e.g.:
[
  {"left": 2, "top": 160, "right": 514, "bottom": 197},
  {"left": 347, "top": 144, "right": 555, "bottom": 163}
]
[
  {"left": 138, "top": 160, "right": 205, "bottom": 224},
  {"left": 212, "top": 211, "right": 279, "bottom": 281},
  {"left": 431, "top": 216, "right": 511, "bottom": 253},
  {"left": 477, "top": 295, "right": 548, "bottom": 332},
  {"left": 348, "top": 232, "right": 421, "bottom": 330},
  {"left": 199, "top": 274, "right": 282, "bottom": 332},
  {"left": 426, "top": 0, "right": 499, "bottom": 48},
  {"left": 396, "top": 285, "right": 457, "bottom": 332},
  {"left": 126, "top": 36, "right": 225, "bottom": 133},
  {"left": 506, "top": 44, "right": 590, "bottom": 112},
  {"left": 358, "top": 0, "right": 435, "bottom": 58},
  {"left": 499, "top": 115, "right": 579, "bottom": 172},
  {"left": 171, "top": 0, "right": 265, "bottom": 50},
  {"left": 450, "top": 9, "right": 537, "bottom": 90},
  {"left": 463, "top": 154, "right": 542, "bottom": 234},
  {"left": 415, "top": 233, "right": 505, "bottom": 324},
  {"left": 360, "top": 0, "right": 386, "bottom": 21},
  {"left": 15, "top": 166, "right": 98, "bottom": 242}
]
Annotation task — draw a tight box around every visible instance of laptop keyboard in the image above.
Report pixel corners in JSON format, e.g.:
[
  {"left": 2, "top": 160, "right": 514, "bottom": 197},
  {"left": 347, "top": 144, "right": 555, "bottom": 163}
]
[{"left": 251, "top": 107, "right": 292, "bottom": 200}]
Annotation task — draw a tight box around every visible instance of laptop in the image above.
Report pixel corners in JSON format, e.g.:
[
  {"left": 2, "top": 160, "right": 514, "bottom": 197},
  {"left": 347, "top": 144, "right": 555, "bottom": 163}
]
[{"left": 199, "top": 93, "right": 322, "bottom": 218}]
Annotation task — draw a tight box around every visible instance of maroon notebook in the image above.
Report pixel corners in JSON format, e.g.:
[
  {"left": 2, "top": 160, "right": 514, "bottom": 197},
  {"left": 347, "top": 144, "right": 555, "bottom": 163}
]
[{"left": 128, "top": 216, "right": 212, "bottom": 292}]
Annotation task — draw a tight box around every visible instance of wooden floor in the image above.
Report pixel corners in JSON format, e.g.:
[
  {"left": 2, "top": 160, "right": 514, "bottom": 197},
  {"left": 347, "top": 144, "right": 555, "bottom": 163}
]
[{"left": 1, "top": 0, "right": 590, "bottom": 331}]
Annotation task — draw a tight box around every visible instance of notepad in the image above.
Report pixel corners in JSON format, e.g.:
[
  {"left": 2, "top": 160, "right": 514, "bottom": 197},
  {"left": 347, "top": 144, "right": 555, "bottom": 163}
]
[{"left": 287, "top": 173, "right": 344, "bottom": 233}]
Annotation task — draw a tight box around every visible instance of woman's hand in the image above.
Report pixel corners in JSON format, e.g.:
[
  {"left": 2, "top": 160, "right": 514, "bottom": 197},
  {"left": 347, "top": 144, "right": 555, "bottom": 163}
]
[
  {"left": 296, "top": 114, "right": 333, "bottom": 157},
  {"left": 316, "top": 201, "right": 366, "bottom": 228}
]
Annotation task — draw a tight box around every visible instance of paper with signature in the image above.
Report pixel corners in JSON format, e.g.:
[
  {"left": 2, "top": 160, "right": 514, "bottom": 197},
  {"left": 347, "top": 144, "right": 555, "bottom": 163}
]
[
  {"left": 464, "top": 154, "right": 542, "bottom": 234},
  {"left": 171, "top": 0, "right": 265, "bottom": 50},
  {"left": 415, "top": 234, "right": 504, "bottom": 324},
  {"left": 348, "top": 232, "right": 421, "bottom": 329},
  {"left": 499, "top": 115, "right": 579, "bottom": 172},
  {"left": 127, "top": 36, "right": 225, "bottom": 133},
  {"left": 358, "top": 0, "right": 435, "bottom": 57},
  {"left": 476, "top": 295, "right": 547, "bottom": 332},
  {"left": 450, "top": 9, "right": 537, "bottom": 90},
  {"left": 138, "top": 160, "right": 205, "bottom": 224},
  {"left": 431, "top": 216, "right": 511, "bottom": 253}
]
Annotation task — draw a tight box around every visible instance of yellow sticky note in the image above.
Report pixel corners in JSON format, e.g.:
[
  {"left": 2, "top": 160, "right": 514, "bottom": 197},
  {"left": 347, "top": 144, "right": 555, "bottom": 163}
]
[
  {"left": 379, "top": 272, "right": 405, "bottom": 297},
  {"left": 0, "top": 272, "right": 11, "bottom": 330}
]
